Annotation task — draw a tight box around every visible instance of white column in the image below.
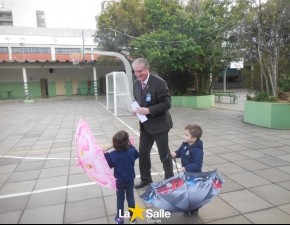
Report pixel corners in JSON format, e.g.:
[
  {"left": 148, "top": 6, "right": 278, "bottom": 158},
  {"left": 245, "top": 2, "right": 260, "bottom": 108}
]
[
  {"left": 93, "top": 67, "right": 98, "bottom": 99},
  {"left": 8, "top": 46, "right": 12, "bottom": 60},
  {"left": 51, "top": 46, "right": 56, "bottom": 60},
  {"left": 23, "top": 68, "right": 29, "bottom": 97},
  {"left": 223, "top": 65, "right": 230, "bottom": 92}
]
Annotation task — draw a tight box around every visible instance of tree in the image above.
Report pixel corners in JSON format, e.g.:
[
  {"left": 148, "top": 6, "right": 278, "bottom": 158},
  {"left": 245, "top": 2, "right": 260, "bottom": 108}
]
[
  {"left": 236, "top": 0, "right": 290, "bottom": 97},
  {"left": 95, "top": 0, "right": 247, "bottom": 95}
]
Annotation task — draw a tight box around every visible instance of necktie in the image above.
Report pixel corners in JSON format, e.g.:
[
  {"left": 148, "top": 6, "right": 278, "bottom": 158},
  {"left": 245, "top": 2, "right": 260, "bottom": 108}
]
[{"left": 142, "top": 82, "right": 146, "bottom": 90}]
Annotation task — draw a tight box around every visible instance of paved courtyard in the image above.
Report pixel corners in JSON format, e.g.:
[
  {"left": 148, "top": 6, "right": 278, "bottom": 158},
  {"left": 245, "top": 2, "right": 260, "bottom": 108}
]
[{"left": 0, "top": 90, "right": 290, "bottom": 224}]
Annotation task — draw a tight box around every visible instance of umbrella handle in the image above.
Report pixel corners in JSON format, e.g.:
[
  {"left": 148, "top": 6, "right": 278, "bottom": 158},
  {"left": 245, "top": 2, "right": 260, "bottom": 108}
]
[{"left": 167, "top": 153, "right": 179, "bottom": 174}]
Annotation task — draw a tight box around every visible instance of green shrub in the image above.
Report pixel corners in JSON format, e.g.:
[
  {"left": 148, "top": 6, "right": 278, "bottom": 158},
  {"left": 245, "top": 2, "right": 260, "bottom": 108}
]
[
  {"left": 279, "top": 74, "right": 290, "bottom": 92},
  {"left": 250, "top": 92, "right": 280, "bottom": 102},
  {"left": 252, "top": 92, "right": 268, "bottom": 101}
]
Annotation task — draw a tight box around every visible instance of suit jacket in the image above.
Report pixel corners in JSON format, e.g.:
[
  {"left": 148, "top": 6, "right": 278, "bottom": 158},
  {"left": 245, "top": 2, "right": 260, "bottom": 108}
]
[{"left": 133, "top": 73, "right": 173, "bottom": 134}]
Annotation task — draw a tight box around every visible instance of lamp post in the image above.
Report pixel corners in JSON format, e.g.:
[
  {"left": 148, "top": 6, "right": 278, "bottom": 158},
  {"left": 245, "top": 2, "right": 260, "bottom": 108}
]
[
  {"left": 20, "top": 42, "right": 25, "bottom": 60},
  {"left": 223, "top": 65, "right": 230, "bottom": 92}
]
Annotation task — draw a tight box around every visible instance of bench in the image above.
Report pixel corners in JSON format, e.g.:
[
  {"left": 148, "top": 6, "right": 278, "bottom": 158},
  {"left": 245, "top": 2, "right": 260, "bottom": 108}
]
[{"left": 214, "top": 92, "right": 238, "bottom": 104}]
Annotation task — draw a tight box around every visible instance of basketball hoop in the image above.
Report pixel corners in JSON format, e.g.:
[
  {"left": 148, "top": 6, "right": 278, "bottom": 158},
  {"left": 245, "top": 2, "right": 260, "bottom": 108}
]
[{"left": 70, "top": 52, "right": 83, "bottom": 65}]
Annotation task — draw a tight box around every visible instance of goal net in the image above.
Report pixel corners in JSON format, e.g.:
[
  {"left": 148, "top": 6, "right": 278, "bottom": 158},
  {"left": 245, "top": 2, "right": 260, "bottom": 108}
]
[{"left": 106, "top": 71, "right": 133, "bottom": 116}]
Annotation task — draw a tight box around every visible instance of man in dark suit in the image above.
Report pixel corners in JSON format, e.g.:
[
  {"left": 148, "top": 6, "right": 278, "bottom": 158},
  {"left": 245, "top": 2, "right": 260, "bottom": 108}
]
[{"left": 132, "top": 58, "right": 174, "bottom": 189}]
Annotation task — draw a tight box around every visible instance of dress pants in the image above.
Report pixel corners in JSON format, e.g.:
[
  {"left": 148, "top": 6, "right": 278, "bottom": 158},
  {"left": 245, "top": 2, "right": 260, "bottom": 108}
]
[{"left": 139, "top": 128, "right": 174, "bottom": 183}]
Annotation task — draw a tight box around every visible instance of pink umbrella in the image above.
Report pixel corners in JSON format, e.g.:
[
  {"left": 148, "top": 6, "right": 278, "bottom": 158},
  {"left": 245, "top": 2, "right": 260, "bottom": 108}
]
[{"left": 75, "top": 119, "right": 117, "bottom": 190}]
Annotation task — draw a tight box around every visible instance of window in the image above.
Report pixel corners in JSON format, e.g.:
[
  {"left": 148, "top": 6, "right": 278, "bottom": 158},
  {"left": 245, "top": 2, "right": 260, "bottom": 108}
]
[
  {"left": 0, "top": 3, "right": 4, "bottom": 8},
  {"left": 55, "top": 48, "right": 81, "bottom": 54},
  {"left": 12, "top": 47, "right": 51, "bottom": 54},
  {"left": 0, "top": 47, "right": 8, "bottom": 53}
]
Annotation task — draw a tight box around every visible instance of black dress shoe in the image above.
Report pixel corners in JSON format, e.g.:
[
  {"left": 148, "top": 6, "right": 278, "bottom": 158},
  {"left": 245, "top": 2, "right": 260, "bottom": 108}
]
[{"left": 135, "top": 181, "right": 149, "bottom": 189}]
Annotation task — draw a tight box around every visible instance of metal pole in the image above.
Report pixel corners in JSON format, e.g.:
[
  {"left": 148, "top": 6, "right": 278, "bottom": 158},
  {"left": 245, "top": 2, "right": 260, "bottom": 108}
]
[{"left": 223, "top": 65, "right": 230, "bottom": 92}]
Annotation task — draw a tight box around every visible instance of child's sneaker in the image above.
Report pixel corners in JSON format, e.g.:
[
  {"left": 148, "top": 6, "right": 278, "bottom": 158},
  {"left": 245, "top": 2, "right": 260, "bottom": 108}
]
[
  {"left": 129, "top": 217, "right": 137, "bottom": 224},
  {"left": 183, "top": 211, "right": 192, "bottom": 217},
  {"left": 114, "top": 216, "right": 124, "bottom": 224}
]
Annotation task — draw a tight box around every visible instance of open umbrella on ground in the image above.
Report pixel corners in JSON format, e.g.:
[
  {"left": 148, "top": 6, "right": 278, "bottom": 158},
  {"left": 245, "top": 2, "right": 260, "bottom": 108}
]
[
  {"left": 140, "top": 170, "right": 224, "bottom": 212},
  {"left": 75, "top": 119, "right": 117, "bottom": 190}
]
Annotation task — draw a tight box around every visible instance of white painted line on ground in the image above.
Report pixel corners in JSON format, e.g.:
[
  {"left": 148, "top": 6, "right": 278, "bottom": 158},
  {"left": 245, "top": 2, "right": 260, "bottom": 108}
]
[
  {"left": 0, "top": 171, "right": 183, "bottom": 200},
  {"left": 0, "top": 155, "right": 76, "bottom": 160}
]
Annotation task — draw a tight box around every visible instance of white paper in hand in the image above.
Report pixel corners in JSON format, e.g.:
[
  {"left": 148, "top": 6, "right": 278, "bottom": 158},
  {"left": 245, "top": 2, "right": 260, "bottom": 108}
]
[{"left": 131, "top": 101, "right": 148, "bottom": 123}]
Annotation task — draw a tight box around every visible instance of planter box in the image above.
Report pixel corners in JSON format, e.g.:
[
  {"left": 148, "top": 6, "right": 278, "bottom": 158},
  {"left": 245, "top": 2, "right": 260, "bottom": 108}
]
[
  {"left": 24, "top": 99, "right": 35, "bottom": 103},
  {"left": 244, "top": 100, "right": 290, "bottom": 129},
  {"left": 171, "top": 95, "right": 214, "bottom": 108}
]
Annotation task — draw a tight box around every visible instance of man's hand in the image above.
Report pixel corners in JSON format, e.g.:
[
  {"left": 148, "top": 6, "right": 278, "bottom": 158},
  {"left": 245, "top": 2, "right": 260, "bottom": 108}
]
[{"left": 135, "top": 107, "right": 150, "bottom": 115}]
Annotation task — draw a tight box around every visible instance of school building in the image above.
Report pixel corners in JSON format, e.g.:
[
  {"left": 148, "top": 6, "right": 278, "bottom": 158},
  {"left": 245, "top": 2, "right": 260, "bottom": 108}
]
[{"left": 0, "top": 26, "right": 125, "bottom": 100}]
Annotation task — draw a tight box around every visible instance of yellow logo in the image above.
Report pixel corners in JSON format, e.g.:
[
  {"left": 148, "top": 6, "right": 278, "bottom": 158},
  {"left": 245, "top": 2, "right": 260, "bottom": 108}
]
[{"left": 128, "top": 203, "right": 146, "bottom": 222}]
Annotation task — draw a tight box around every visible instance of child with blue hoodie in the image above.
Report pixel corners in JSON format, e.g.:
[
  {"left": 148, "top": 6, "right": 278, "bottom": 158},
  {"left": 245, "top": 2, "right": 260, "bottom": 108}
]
[
  {"left": 170, "top": 124, "right": 204, "bottom": 217},
  {"left": 104, "top": 130, "right": 139, "bottom": 224}
]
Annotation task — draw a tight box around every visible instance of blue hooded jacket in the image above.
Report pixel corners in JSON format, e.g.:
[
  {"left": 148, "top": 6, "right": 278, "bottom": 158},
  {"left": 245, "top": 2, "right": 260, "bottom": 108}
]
[
  {"left": 104, "top": 145, "right": 139, "bottom": 184},
  {"left": 175, "top": 139, "right": 204, "bottom": 172}
]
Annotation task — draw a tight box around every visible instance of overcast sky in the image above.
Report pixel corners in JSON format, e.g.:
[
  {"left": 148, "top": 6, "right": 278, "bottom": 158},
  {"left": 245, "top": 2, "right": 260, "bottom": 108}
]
[{"left": 34, "top": 0, "right": 102, "bottom": 29}]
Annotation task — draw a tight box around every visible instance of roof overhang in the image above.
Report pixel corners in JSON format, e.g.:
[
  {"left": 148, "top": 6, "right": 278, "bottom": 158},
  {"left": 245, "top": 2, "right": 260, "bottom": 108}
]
[{"left": 0, "top": 59, "right": 107, "bottom": 69}]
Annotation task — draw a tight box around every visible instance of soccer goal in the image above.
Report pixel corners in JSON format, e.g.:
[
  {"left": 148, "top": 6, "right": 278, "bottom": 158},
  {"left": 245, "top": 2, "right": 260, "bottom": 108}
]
[{"left": 106, "top": 71, "right": 133, "bottom": 116}]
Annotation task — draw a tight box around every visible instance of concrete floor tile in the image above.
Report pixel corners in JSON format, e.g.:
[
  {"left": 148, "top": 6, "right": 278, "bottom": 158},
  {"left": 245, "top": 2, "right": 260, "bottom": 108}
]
[
  {"left": 258, "top": 148, "right": 289, "bottom": 157},
  {"left": 33, "top": 176, "right": 68, "bottom": 191},
  {"left": 20, "top": 203, "right": 64, "bottom": 224},
  {"left": 0, "top": 167, "right": 18, "bottom": 178},
  {"left": 64, "top": 198, "right": 106, "bottom": 224},
  {"left": 256, "top": 156, "right": 290, "bottom": 167},
  {"left": 241, "top": 143, "right": 269, "bottom": 150},
  {"left": 277, "top": 180, "right": 290, "bottom": 191},
  {"left": 6, "top": 170, "right": 40, "bottom": 183},
  {"left": 234, "top": 159, "right": 270, "bottom": 171},
  {"left": 239, "top": 150, "right": 266, "bottom": 159},
  {"left": 15, "top": 161, "right": 45, "bottom": 172},
  {"left": 39, "top": 166, "right": 69, "bottom": 179},
  {"left": 0, "top": 211, "right": 22, "bottom": 224},
  {"left": 212, "top": 162, "right": 247, "bottom": 175},
  {"left": 197, "top": 196, "right": 239, "bottom": 223},
  {"left": 43, "top": 158, "right": 70, "bottom": 169},
  {"left": 219, "top": 152, "right": 250, "bottom": 162},
  {"left": 227, "top": 172, "right": 271, "bottom": 188},
  {"left": 219, "top": 176, "right": 244, "bottom": 194},
  {"left": 206, "top": 146, "right": 233, "bottom": 155},
  {"left": 66, "top": 184, "right": 102, "bottom": 202},
  {"left": 277, "top": 165, "right": 290, "bottom": 174},
  {"left": 276, "top": 154, "right": 290, "bottom": 163},
  {"left": 276, "top": 146, "right": 290, "bottom": 153},
  {"left": 253, "top": 168, "right": 290, "bottom": 183},
  {"left": 224, "top": 144, "right": 252, "bottom": 152},
  {"left": 0, "top": 195, "right": 30, "bottom": 214},
  {"left": 244, "top": 207, "right": 290, "bottom": 224},
  {"left": 204, "top": 155, "right": 229, "bottom": 166},
  {"left": 0, "top": 158, "right": 22, "bottom": 166},
  {"left": 26, "top": 189, "right": 66, "bottom": 209},
  {"left": 219, "top": 189, "right": 273, "bottom": 213},
  {"left": 0, "top": 173, "right": 10, "bottom": 184},
  {"left": 71, "top": 217, "right": 109, "bottom": 224},
  {"left": 249, "top": 184, "right": 290, "bottom": 206},
  {"left": 206, "top": 215, "right": 253, "bottom": 224},
  {"left": 278, "top": 203, "right": 290, "bottom": 215},
  {"left": 68, "top": 173, "right": 93, "bottom": 186},
  {"left": 0, "top": 180, "right": 36, "bottom": 195}
]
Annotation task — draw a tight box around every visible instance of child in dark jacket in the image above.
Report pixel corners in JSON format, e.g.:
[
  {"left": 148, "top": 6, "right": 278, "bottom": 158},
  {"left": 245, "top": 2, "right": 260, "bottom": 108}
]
[
  {"left": 104, "top": 130, "right": 139, "bottom": 224},
  {"left": 170, "top": 124, "right": 204, "bottom": 217}
]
